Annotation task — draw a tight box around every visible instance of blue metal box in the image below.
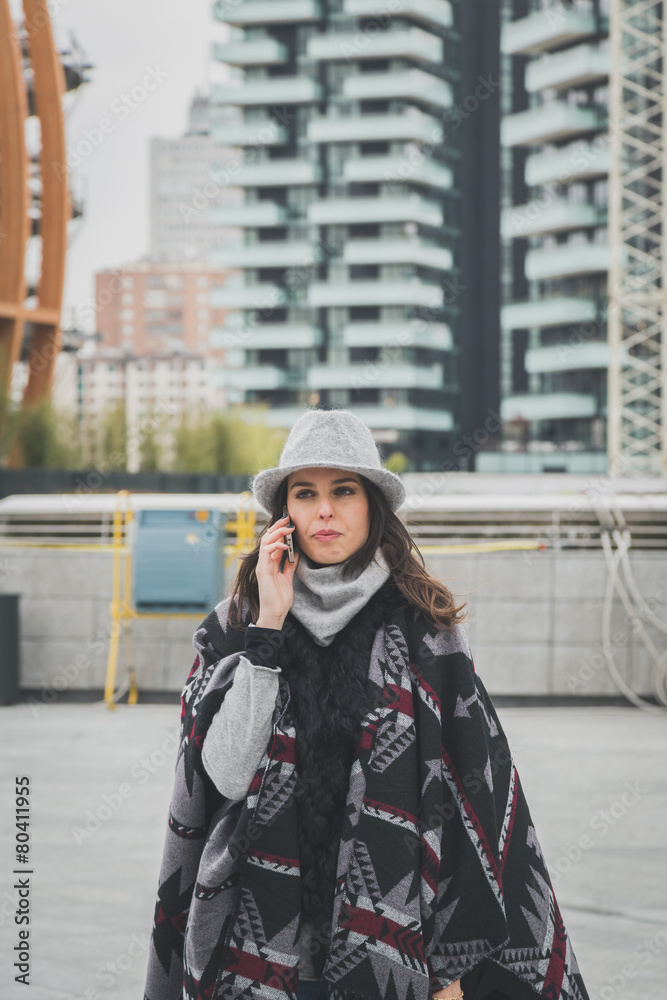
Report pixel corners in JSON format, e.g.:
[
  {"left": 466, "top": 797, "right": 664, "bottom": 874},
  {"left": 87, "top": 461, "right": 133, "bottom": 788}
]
[{"left": 132, "top": 509, "right": 227, "bottom": 612}]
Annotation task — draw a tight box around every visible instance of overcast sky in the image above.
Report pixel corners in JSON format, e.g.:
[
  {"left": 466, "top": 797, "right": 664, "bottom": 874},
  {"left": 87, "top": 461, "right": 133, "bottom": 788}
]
[{"left": 51, "top": 1, "right": 227, "bottom": 332}]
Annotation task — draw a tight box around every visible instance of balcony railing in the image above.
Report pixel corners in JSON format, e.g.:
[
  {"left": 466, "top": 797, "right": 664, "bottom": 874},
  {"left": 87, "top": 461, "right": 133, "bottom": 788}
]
[
  {"left": 307, "top": 280, "right": 444, "bottom": 308},
  {"left": 210, "top": 203, "right": 287, "bottom": 227},
  {"left": 525, "top": 242, "right": 610, "bottom": 280},
  {"left": 502, "top": 102, "right": 605, "bottom": 147},
  {"left": 308, "top": 110, "right": 441, "bottom": 145},
  {"left": 215, "top": 364, "right": 290, "bottom": 389},
  {"left": 307, "top": 26, "right": 442, "bottom": 63},
  {"left": 210, "top": 283, "right": 288, "bottom": 309},
  {"left": 230, "top": 160, "right": 321, "bottom": 187},
  {"left": 343, "top": 155, "right": 453, "bottom": 190},
  {"left": 259, "top": 403, "right": 454, "bottom": 431},
  {"left": 501, "top": 200, "right": 603, "bottom": 239},
  {"left": 213, "top": 0, "right": 322, "bottom": 26},
  {"left": 212, "top": 78, "right": 321, "bottom": 106},
  {"left": 211, "top": 121, "right": 287, "bottom": 146},
  {"left": 525, "top": 139, "right": 611, "bottom": 186},
  {"left": 211, "top": 324, "right": 323, "bottom": 350},
  {"left": 211, "top": 38, "right": 288, "bottom": 66},
  {"left": 501, "top": 297, "right": 597, "bottom": 330},
  {"left": 343, "top": 69, "right": 452, "bottom": 110},
  {"left": 343, "top": 321, "right": 452, "bottom": 350},
  {"left": 525, "top": 342, "right": 609, "bottom": 373},
  {"left": 307, "top": 363, "right": 444, "bottom": 389},
  {"left": 501, "top": 392, "right": 598, "bottom": 421},
  {"left": 308, "top": 194, "right": 442, "bottom": 227},
  {"left": 343, "top": 239, "right": 452, "bottom": 270},
  {"left": 526, "top": 42, "right": 610, "bottom": 93},
  {"left": 210, "top": 242, "right": 315, "bottom": 269},
  {"left": 501, "top": 8, "right": 599, "bottom": 57},
  {"left": 343, "top": 0, "right": 453, "bottom": 30}
]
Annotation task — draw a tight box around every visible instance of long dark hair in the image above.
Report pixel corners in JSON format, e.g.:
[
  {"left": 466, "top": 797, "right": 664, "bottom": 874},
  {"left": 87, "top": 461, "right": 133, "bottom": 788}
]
[{"left": 227, "top": 474, "right": 468, "bottom": 633}]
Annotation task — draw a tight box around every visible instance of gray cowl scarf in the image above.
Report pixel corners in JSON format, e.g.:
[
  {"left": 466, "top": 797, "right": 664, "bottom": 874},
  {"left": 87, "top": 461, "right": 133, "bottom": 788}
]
[{"left": 289, "top": 544, "right": 391, "bottom": 646}]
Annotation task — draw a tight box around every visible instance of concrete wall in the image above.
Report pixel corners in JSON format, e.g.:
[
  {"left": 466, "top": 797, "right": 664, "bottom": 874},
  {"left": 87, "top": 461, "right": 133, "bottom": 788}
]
[{"left": 1, "top": 545, "right": 665, "bottom": 701}]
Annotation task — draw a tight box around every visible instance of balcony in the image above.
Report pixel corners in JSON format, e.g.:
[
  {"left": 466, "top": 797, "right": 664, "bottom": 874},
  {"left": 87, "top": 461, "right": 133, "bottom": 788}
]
[
  {"left": 211, "top": 120, "right": 287, "bottom": 146},
  {"left": 343, "top": 321, "right": 452, "bottom": 350},
  {"left": 501, "top": 392, "right": 598, "bottom": 422},
  {"left": 260, "top": 404, "right": 454, "bottom": 431},
  {"left": 231, "top": 160, "right": 321, "bottom": 186},
  {"left": 501, "top": 297, "right": 597, "bottom": 330},
  {"left": 308, "top": 110, "right": 441, "bottom": 145},
  {"left": 308, "top": 194, "right": 442, "bottom": 227},
  {"left": 343, "top": 239, "right": 452, "bottom": 270},
  {"left": 211, "top": 324, "right": 323, "bottom": 350},
  {"left": 215, "top": 365, "right": 289, "bottom": 390},
  {"left": 210, "top": 242, "right": 314, "bottom": 268},
  {"left": 502, "top": 103, "right": 605, "bottom": 147},
  {"left": 525, "top": 242, "right": 610, "bottom": 280},
  {"left": 343, "top": 70, "right": 453, "bottom": 110},
  {"left": 526, "top": 43, "right": 610, "bottom": 93},
  {"left": 525, "top": 138, "right": 611, "bottom": 186},
  {"left": 307, "top": 363, "right": 444, "bottom": 390},
  {"left": 343, "top": 155, "right": 453, "bottom": 190},
  {"left": 501, "top": 199, "right": 603, "bottom": 239},
  {"left": 212, "top": 78, "right": 321, "bottom": 106},
  {"left": 213, "top": 0, "right": 322, "bottom": 26},
  {"left": 307, "top": 26, "right": 442, "bottom": 63},
  {"left": 210, "top": 202, "right": 287, "bottom": 227},
  {"left": 308, "top": 280, "right": 444, "bottom": 308},
  {"left": 343, "top": 0, "right": 453, "bottom": 29},
  {"left": 211, "top": 38, "right": 288, "bottom": 66},
  {"left": 210, "top": 284, "right": 288, "bottom": 309},
  {"left": 525, "top": 341, "right": 609, "bottom": 373},
  {"left": 501, "top": 9, "right": 599, "bottom": 57}
]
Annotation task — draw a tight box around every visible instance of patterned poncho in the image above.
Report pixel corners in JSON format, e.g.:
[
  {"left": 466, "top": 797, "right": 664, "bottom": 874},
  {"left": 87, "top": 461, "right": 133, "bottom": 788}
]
[{"left": 143, "top": 592, "right": 590, "bottom": 1000}]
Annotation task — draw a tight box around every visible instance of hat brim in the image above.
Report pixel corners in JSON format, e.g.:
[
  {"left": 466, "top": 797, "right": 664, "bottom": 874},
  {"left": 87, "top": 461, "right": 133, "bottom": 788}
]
[{"left": 250, "top": 461, "right": 406, "bottom": 515}]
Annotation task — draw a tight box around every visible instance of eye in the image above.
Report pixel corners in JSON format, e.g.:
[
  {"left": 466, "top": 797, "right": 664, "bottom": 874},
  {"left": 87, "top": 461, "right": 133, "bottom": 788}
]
[{"left": 293, "top": 487, "right": 356, "bottom": 499}]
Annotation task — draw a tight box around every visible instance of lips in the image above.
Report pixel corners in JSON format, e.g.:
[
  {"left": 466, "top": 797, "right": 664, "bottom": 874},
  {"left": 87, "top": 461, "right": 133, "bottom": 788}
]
[{"left": 313, "top": 531, "right": 341, "bottom": 539}]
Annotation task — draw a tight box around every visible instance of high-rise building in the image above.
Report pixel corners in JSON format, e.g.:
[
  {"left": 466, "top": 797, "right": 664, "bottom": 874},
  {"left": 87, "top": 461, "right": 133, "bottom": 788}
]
[
  {"left": 94, "top": 260, "right": 236, "bottom": 358},
  {"left": 149, "top": 95, "right": 244, "bottom": 263},
  {"left": 488, "top": 0, "right": 611, "bottom": 473},
  {"left": 207, "top": 0, "right": 502, "bottom": 470}
]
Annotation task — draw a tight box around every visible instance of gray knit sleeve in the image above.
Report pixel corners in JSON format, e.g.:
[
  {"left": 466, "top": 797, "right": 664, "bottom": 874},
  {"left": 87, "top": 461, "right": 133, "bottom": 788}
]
[{"left": 201, "top": 654, "right": 281, "bottom": 801}]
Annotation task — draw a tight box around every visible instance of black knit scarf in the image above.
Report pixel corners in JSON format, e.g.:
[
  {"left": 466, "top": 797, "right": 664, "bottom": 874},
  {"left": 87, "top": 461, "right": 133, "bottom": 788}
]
[{"left": 278, "top": 579, "right": 406, "bottom": 978}]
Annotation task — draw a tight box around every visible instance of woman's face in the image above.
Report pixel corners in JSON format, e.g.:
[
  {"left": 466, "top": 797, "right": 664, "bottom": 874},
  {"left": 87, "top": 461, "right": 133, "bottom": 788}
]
[{"left": 285, "top": 466, "right": 370, "bottom": 565}]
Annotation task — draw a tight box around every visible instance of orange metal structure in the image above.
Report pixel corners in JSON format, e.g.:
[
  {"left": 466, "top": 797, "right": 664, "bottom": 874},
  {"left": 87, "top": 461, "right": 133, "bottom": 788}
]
[{"left": 0, "top": 0, "right": 70, "bottom": 418}]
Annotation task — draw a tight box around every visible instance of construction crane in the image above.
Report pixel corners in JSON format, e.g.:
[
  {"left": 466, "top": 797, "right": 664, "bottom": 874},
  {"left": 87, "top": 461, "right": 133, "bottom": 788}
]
[{"left": 608, "top": 0, "right": 667, "bottom": 476}]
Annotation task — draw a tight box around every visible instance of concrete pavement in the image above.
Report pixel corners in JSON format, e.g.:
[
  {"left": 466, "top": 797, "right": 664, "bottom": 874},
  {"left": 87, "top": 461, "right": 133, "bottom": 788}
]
[{"left": 0, "top": 700, "right": 665, "bottom": 1000}]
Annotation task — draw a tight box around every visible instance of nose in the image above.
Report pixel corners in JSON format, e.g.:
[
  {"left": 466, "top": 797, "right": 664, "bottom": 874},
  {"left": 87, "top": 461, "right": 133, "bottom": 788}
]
[{"left": 317, "top": 498, "right": 334, "bottom": 518}]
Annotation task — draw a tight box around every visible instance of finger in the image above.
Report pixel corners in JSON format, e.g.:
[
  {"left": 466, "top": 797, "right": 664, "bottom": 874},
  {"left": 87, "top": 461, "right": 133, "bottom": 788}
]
[{"left": 262, "top": 524, "right": 294, "bottom": 542}]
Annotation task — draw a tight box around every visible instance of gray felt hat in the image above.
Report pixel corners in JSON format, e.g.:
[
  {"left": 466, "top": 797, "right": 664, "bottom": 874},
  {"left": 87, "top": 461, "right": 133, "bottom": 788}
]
[{"left": 250, "top": 408, "right": 406, "bottom": 514}]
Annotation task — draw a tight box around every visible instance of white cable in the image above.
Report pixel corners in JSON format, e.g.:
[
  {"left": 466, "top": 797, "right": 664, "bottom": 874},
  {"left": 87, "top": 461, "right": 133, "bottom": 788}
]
[
  {"left": 613, "top": 527, "right": 667, "bottom": 636},
  {"left": 609, "top": 527, "right": 667, "bottom": 707},
  {"left": 599, "top": 529, "right": 667, "bottom": 714}
]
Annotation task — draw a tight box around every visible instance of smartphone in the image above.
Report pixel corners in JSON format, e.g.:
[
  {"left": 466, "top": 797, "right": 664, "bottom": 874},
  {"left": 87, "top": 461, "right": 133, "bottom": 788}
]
[{"left": 280, "top": 504, "right": 295, "bottom": 572}]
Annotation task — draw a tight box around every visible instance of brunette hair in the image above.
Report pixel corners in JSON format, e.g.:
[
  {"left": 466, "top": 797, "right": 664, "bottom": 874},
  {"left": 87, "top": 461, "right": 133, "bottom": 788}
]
[{"left": 227, "top": 473, "right": 467, "bottom": 634}]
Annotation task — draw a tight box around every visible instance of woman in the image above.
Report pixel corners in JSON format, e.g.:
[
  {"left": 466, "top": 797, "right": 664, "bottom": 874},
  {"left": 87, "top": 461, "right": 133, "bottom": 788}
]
[{"left": 143, "top": 408, "right": 590, "bottom": 1000}]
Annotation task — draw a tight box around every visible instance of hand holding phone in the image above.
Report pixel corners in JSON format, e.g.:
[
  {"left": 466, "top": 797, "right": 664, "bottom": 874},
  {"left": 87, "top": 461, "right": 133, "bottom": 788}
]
[
  {"left": 281, "top": 504, "right": 296, "bottom": 568},
  {"left": 255, "top": 509, "right": 299, "bottom": 630}
]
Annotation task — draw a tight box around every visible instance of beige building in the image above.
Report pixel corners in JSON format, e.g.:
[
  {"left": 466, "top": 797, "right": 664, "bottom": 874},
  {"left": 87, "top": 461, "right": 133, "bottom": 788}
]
[
  {"left": 70, "top": 349, "right": 227, "bottom": 471},
  {"left": 94, "top": 261, "right": 237, "bottom": 358}
]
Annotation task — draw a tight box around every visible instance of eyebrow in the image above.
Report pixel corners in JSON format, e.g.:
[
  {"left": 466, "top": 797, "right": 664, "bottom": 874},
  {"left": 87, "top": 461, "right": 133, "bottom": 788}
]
[{"left": 288, "top": 477, "right": 360, "bottom": 490}]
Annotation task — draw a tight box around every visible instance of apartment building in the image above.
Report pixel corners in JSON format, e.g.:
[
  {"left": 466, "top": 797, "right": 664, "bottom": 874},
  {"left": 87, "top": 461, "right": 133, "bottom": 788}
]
[
  {"left": 72, "top": 350, "right": 226, "bottom": 470},
  {"left": 207, "top": 0, "right": 502, "bottom": 469},
  {"left": 95, "top": 260, "right": 236, "bottom": 358},
  {"left": 486, "top": 0, "right": 610, "bottom": 473}
]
